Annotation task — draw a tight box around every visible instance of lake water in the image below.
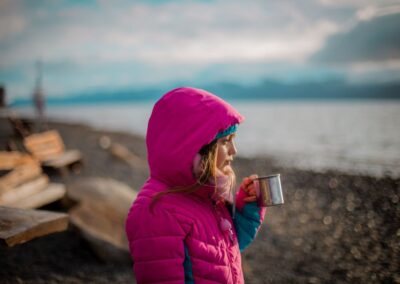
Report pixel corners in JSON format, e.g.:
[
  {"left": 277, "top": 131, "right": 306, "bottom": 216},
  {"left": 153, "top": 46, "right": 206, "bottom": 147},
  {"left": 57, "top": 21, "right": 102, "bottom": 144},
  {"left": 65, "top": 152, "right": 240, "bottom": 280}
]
[{"left": 15, "top": 100, "right": 400, "bottom": 178}]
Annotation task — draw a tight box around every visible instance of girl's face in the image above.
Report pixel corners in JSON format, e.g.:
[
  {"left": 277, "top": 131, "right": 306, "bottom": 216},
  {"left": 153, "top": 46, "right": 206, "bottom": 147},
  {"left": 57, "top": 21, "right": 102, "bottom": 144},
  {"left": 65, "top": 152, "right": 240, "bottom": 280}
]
[{"left": 216, "top": 134, "right": 237, "bottom": 173}]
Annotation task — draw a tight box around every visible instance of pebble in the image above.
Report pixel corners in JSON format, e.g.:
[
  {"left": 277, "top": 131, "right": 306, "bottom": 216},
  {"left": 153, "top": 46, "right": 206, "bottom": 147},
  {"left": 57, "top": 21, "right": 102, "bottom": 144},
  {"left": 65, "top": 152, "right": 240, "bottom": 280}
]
[
  {"left": 330, "top": 200, "right": 341, "bottom": 210},
  {"left": 294, "top": 189, "right": 305, "bottom": 200},
  {"left": 308, "top": 277, "right": 320, "bottom": 284},
  {"left": 351, "top": 246, "right": 362, "bottom": 259},
  {"left": 323, "top": 216, "right": 332, "bottom": 225},
  {"left": 307, "top": 200, "right": 317, "bottom": 210},
  {"left": 382, "top": 201, "right": 391, "bottom": 211},
  {"left": 353, "top": 223, "right": 362, "bottom": 233},
  {"left": 299, "top": 214, "right": 310, "bottom": 224},
  {"left": 367, "top": 219, "right": 376, "bottom": 229},
  {"left": 346, "top": 202, "right": 355, "bottom": 212},
  {"left": 328, "top": 178, "right": 338, "bottom": 189},
  {"left": 293, "top": 238, "right": 303, "bottom": 246}
]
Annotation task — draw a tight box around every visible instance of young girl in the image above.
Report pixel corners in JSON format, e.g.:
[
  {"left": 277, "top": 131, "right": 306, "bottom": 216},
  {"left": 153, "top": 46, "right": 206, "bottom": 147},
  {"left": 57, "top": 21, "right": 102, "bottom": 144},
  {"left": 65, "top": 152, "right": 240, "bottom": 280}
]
[{"left": 125, "top": 87, "right": 266, "bottom": 283}]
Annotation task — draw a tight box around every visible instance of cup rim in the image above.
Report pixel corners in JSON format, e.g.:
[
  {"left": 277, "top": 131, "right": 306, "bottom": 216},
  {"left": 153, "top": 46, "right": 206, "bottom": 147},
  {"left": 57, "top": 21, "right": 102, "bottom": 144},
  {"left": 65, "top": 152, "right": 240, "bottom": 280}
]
[{"left": 255, "top": 173, "right": 280, "bottom": 179}]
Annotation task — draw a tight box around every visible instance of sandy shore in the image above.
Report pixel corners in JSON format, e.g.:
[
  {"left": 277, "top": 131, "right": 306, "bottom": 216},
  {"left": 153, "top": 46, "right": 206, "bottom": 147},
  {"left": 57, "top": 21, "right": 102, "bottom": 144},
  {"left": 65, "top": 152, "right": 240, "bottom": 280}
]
[{"left": 1, "top": 120, "right": 399, "bottom": 284}]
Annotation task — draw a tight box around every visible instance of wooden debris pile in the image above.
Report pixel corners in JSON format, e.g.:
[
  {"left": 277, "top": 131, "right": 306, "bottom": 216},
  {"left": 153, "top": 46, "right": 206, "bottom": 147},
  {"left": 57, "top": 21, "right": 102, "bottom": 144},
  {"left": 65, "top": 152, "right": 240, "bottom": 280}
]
[
  {"left": 1, "top": 111, "right": 83, "bottom": 177},
  {"left": 0, "top": 149, "right": 70, "bottom": 247},
  {"left": 0, "top": 151, "right": 66, "bottom": 209},
  {"left": 0, "top": 116, "right": 138, "bottom": 263}
]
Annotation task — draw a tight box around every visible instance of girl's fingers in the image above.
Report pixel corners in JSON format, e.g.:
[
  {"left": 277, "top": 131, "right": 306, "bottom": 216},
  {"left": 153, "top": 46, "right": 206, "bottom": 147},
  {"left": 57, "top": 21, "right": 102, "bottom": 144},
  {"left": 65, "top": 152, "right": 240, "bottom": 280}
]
[
  {"left": 241, "top": 175, "right": 259, "bottom": 197},
  {"left": 247, "top": 183, "right": 256, "bottom": 191},
  {"left": 243, "top": 196, "right": 257, "bottom": 202},
  {"left": 241, "top": 174, "right": 258, "bottom": 189},
  {"left": 249, "top": 174, "right": 258, "bottom": 180},
  {"left": 242, "top": 177, "right": 252, "bottom": 187},
  {"left": 241, "top": 180, "right": 251, "bottom": 193},
  {"left": 248, "top": 188, "right": 257, "bottom": 196}
]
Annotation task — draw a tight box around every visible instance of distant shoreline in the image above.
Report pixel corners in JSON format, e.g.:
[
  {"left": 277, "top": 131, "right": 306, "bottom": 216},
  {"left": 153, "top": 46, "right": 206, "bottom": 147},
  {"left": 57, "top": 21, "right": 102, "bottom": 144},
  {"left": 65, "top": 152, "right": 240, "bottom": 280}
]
[
  {"left": 3, "top": 109, "right": 399, "bottom": 179},
  {"left": 47, "top": 119, "right": 400, "bottom": 181},
  {"left": 10, "top": 95, "right": 400, "bottom": 108},
  {"left": 8, "top": 79, "right": 400, "bottom": 107}
]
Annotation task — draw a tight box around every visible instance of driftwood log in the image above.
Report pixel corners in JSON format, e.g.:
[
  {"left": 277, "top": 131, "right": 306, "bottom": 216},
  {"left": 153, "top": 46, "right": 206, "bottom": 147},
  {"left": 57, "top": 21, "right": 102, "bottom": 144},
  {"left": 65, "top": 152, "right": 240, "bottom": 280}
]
[
  {"left": 66, "top": 177, "right": 137, "bottom": 262},
  {"left": 99, "top": 135, "right": 147, "bottom": 171}
]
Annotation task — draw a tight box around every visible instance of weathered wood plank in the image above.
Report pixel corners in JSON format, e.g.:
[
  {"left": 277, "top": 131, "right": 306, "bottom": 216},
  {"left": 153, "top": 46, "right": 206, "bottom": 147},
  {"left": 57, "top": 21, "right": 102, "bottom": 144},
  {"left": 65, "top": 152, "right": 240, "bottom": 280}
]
[
  {"left": 43, "top": 150, "right": 82, "bottom": 169},
  {"left": 10, "top": 183, "right": 66, "bottom": 209},
  {"left": 23, "top": 130, "right": 83, "bottom": 176},
  {"left": 23, "top": 130, "right": 65, "bottom": 161},
  {"left": 0, "top": 175, "right": 49, "bottom": 206},
  {"left": 0, "top": 206, "right": 69, "bottom": 247},
  {"left": 0, "top": 151, "right": 36, "bottom": 170},
  {"left": 0, "top": 163, "right": 42, "bottom": 194}
]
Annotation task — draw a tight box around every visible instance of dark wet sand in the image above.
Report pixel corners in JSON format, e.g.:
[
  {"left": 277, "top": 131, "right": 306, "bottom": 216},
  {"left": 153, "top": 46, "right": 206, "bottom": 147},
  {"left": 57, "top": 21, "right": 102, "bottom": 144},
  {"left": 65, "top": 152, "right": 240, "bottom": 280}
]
[{"left": 1, "top": 120, "right": 399, "bottom": 284}]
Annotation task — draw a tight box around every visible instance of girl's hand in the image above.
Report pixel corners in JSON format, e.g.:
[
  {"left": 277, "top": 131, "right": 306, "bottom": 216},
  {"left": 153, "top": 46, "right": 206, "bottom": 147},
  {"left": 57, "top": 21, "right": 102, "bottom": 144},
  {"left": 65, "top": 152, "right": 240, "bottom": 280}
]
[{"left": 240, "top": 174, "right": 258, "bottom": 203}]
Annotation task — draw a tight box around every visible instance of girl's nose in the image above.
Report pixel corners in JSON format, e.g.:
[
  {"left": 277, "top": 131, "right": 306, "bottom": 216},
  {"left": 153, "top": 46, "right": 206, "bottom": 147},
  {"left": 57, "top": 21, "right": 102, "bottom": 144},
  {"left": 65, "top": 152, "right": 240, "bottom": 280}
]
[{"left": 229, "top": 141, "right": 237, "bottom": 156}]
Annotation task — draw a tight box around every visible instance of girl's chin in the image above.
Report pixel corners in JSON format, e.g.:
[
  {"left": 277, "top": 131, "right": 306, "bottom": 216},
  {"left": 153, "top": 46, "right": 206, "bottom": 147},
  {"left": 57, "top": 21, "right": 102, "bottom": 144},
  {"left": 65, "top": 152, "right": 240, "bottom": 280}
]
[{"left": 219, "top": 164, "right": 233, "bottom": 174}]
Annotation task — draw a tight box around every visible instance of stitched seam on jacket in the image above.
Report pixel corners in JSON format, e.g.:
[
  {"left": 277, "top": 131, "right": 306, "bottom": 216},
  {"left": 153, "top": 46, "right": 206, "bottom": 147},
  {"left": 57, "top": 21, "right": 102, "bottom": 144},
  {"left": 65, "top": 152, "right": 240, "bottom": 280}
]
[
  {"left": 189, "top": 255, "right": 228, "bottom": 267},
  {"left": 193, "top": 274, "right": 231, "bottom": 283},
  {"left": 142, "top": 278, "right": 182, "bottom": 284},
  {"left": 170, "top": 212, "right": 194, "bottom": 234},
  {"left": 132, "top": 235, "right": 183, "bottom": 242},
  {"left": 170, "top": 211, "right": 195, "bottom": 220},
  {"left": 135, "top": 257, "right": 183, "bottom": 264},
  {"left": 189, "top": 236, "right": 224, "bottom": 247}
]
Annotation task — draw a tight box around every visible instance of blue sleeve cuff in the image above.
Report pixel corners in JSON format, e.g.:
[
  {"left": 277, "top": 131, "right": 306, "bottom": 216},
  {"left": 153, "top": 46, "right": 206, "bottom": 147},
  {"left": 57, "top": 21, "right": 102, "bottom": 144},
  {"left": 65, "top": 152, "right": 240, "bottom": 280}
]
[{"left": 234, "top": 202, "right": 262, "bottom": 251}]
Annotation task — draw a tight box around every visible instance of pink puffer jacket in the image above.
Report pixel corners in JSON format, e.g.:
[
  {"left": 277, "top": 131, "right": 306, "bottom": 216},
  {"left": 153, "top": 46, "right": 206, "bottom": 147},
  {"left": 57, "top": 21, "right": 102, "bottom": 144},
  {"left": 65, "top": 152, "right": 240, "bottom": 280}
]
[{"left": 126, "top": 87, "right": 265, "bottom": 283}]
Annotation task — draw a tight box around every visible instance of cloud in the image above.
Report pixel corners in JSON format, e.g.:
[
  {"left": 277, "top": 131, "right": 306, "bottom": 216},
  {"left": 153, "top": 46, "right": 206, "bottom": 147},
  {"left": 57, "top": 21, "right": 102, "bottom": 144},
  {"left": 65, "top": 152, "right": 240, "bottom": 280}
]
[
  {"left": 356, "top": 4, "right": 400, "bottom": 20},
  {"left": 310, "top": 12, "right": 400, "bottom": 64},
  {"left": 1, "top": 0, "right": 399, "bottom": 97},
  {"left": 346, "top": 60, "right": 400, "bottom": 83},
  {"left": 317, "top": 0, "right": 399, "bottom": 8},
  {"left": 0, "top": 0, "right": 344, "bottom": 67},
  {"left": 0, "top": 0, "right": 27, "bottom": 40}
]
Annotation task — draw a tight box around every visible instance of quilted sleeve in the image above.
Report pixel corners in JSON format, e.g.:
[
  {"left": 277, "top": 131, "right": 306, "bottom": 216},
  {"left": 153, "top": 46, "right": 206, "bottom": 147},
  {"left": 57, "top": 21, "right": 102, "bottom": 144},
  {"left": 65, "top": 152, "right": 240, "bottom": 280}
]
[
  {"left": 125, "top": 204, "right": 189, "bottom": 284},
  {"left": 233, "top": 188, "right": 266, "bottom": 252}
]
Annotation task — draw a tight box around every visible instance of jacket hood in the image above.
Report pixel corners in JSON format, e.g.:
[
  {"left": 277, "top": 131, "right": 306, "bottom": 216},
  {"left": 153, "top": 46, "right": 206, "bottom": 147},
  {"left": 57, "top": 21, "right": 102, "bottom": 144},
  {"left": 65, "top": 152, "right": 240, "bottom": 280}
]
[{"left": 146, "top": 87, "right": 244, "bottom": 187}]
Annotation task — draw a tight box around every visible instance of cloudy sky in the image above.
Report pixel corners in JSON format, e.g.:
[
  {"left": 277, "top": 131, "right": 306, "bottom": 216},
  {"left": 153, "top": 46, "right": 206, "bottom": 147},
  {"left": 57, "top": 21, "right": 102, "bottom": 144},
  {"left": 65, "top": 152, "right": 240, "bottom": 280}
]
[{"left": 0, "top": 0, "right": 399, "bottom": 99}]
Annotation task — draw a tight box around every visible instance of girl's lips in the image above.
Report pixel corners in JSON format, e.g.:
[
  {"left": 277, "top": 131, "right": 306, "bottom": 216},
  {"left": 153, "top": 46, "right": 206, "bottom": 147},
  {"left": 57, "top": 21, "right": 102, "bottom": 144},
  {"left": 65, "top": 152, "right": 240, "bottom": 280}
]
[{"left": 224, "top": 162, "right": 233, "bottom": 169}]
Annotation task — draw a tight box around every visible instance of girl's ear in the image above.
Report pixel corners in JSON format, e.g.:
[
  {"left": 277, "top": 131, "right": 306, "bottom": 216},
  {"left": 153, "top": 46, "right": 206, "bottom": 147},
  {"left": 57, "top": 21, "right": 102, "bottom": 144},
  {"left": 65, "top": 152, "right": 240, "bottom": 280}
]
[{"left": 192, "top": 153, "right": 202, "bottom": 178}]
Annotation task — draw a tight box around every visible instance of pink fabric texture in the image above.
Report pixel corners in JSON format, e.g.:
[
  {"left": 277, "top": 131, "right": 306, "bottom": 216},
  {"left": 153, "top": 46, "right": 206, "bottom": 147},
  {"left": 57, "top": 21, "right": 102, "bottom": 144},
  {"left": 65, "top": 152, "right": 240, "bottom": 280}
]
[
  {"left": 126, "top": 87, "right": 245, "bottom": 283},
  {"left": 235, "top": 187, "right": 248, "bottom": 212}
]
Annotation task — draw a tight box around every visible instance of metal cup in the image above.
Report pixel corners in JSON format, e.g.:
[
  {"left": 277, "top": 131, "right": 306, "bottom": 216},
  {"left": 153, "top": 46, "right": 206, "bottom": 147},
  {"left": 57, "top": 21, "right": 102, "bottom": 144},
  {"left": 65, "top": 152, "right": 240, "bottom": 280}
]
[{"left": 254, "top": 174, "right": 284, "bottom": 207}]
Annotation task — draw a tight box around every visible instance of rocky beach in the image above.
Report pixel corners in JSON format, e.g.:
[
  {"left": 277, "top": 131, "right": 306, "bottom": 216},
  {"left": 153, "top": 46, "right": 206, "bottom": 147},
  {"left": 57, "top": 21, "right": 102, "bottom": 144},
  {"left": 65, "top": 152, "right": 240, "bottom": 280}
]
[{"left": 1, "top": 120, "right": 399, "bottom": 284}]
